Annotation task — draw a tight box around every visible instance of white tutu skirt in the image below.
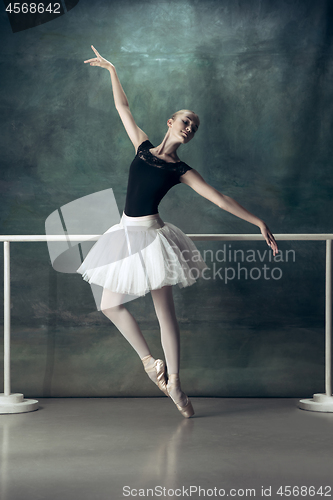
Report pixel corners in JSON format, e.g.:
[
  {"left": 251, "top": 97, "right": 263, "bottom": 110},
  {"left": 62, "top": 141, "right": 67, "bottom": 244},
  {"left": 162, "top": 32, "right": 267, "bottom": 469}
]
[{"left": 76, "top": 212, "right": 208, "bottom": 309}]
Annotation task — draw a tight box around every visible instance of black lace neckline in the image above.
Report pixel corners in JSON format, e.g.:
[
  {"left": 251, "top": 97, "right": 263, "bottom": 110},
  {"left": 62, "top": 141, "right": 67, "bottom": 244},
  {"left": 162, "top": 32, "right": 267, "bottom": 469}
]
[
  {"left": 141, "top": 140, "right": 183, "bottom": 165},
  {"left": 148, "top": 149, "right": 182, "bottom": 165},
  {"left": 136, "top": 140, "right": 192, "bottom": 176}
]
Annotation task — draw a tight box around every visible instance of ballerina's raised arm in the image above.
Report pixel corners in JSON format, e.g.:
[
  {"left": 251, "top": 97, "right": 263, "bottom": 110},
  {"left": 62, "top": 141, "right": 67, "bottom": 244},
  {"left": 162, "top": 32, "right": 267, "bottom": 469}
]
[{"left": 84, "top": 45, "right": 148, "bottom": 152}]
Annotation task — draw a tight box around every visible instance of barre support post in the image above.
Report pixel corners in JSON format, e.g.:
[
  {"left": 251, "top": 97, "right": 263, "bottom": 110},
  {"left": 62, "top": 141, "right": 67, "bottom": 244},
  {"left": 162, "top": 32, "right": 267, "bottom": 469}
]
[
  {"left": 0, "top": 241, "right": 38, "bottom": 414},
  {"left": 299, "top": 238, "right": 333, "bottom": 412}
]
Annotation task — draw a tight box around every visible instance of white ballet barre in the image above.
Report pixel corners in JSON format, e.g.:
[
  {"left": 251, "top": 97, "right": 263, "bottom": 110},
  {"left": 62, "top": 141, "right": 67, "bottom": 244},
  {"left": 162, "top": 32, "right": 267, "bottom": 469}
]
[{"left": 0, "top": 233, "right": 332, "bottom": 414}]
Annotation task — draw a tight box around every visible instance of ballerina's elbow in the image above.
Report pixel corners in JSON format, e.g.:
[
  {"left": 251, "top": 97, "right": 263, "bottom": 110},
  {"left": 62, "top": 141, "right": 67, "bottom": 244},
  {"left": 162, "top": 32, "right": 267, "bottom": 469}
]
[{"left": 215, "top": 193, "right": 228, "bottom": 210}]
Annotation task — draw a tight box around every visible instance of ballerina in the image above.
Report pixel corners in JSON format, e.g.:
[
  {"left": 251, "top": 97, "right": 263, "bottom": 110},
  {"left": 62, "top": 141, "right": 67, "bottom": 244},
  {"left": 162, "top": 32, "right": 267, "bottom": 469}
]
[{"left": 77, "top": 46, "right": 278, "bottom": 418}]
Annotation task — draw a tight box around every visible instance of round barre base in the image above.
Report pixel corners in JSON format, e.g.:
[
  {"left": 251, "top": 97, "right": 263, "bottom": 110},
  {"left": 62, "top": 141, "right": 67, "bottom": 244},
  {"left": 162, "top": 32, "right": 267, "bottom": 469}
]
[
  {"left": 298, "top": 393, "right": 333, "bottom": 413},
  {"left": 0, "top": 393, "right": 39, "bottom": 414}
]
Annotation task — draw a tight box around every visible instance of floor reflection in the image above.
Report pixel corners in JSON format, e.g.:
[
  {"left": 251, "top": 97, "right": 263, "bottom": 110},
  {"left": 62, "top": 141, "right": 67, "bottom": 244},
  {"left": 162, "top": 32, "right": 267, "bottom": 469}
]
[{"left": 138, "top": 418, "right": 194, "bottom": 496}]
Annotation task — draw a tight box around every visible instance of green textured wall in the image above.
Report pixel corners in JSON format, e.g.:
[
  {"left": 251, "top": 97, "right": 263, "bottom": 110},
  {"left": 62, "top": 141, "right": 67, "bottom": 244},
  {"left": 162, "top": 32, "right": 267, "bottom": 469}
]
[{"left": 0, "top": 0, "right": 332, "bottom": 397}]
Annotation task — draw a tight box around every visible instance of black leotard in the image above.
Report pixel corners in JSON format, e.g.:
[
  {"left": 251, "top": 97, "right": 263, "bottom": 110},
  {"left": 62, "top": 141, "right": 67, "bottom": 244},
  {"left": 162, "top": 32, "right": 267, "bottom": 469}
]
[{"left": 124, "top": 140, "right": 193, "bottom": 217}]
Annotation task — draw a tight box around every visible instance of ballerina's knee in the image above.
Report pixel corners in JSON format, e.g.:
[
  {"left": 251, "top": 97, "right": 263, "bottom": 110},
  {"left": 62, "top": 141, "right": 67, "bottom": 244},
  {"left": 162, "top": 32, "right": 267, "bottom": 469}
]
[{"left": 101, "top": 302, "right": 126, "bottom": 319}]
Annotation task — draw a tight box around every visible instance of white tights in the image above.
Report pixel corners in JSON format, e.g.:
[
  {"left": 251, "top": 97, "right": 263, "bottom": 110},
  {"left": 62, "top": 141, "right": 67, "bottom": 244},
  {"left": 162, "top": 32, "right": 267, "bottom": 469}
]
[
  {"left": 101, "top": 286, "right": 188, "bottom": 405},
  {"left": 100, "top": 285, "right": 180, "bottom": 375}
]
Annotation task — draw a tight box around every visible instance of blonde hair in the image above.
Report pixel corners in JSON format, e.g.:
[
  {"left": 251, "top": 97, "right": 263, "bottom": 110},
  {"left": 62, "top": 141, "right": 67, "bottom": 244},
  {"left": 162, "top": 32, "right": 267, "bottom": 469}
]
[{"left": 170, "top": 109, "right": 200, "bottom": 127}]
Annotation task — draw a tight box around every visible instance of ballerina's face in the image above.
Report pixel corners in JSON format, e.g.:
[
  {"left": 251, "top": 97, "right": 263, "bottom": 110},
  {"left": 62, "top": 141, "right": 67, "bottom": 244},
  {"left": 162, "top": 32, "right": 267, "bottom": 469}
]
[{"left": 168, "top": 112, "right": 199, "bottom": 144}]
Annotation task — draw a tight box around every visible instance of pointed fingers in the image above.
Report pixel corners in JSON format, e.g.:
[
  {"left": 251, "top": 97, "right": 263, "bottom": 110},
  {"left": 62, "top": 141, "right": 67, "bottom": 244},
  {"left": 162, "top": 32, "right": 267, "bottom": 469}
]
[
  {"left": 269, "top": 238, "right": 279, "bottom": 256},
  {"left": 91, "top": 45, "right": 101, "bottom": 57},
  {"left": 265, "top": 232, "right": 278, "bottom": 256}
]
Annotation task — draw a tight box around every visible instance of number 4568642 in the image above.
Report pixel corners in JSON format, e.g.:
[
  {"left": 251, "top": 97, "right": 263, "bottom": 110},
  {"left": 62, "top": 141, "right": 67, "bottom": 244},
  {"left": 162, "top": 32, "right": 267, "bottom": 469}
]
[
  {"left": 276, "top": 485, "right": 331, "bottom": 497},
  {"left": 6, "top": 3, "right": 61, "bottom": 14}
]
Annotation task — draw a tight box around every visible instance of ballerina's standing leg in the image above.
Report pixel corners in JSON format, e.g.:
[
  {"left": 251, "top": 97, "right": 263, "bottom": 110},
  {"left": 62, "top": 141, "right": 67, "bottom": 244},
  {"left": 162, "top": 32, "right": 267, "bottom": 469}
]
[{"left": 150, "top": 285, "right": 194, "bottom": 416}]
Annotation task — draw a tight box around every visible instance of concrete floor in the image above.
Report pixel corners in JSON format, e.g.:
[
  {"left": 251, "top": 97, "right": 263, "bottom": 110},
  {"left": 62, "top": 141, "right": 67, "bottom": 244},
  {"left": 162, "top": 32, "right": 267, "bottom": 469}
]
[{"left": 0, "top": 398, "right": 332, "bottom": 500}]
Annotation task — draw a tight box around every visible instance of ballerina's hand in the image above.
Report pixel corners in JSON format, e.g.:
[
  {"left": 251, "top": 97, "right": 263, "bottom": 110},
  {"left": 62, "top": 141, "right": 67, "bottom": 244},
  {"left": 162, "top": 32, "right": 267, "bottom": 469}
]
[
  {"left": 259, "top": 222, "right": 279, "bottom": 256},
  {"left": 84, "top": 45, "right": 114, "bottom": 70}
]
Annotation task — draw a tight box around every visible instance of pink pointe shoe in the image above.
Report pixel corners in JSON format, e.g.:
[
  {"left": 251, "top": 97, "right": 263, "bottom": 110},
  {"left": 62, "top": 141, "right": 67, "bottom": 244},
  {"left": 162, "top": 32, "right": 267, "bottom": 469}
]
[
  {"left": 167, "top": 375, "right": 195, "bottom": 419},
  {"left": 141, "top": 355, "right": 168, "bottom": 396}
]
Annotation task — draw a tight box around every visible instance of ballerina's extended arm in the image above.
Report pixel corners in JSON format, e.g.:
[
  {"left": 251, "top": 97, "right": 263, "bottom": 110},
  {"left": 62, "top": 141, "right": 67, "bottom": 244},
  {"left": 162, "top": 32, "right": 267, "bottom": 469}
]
[
  {"left": 84, "top": 45, "right": 148, "bottom": 151},
  {"left": 180, "top": 169, "right": 279, "bottom": 255}
]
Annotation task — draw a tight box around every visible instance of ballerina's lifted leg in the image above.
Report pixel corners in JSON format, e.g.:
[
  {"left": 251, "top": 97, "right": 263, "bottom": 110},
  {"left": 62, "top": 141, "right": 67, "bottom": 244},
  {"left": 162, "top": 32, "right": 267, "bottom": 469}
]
[{"left": 100, "top": 289, "right": 168, "bottom": 397}]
